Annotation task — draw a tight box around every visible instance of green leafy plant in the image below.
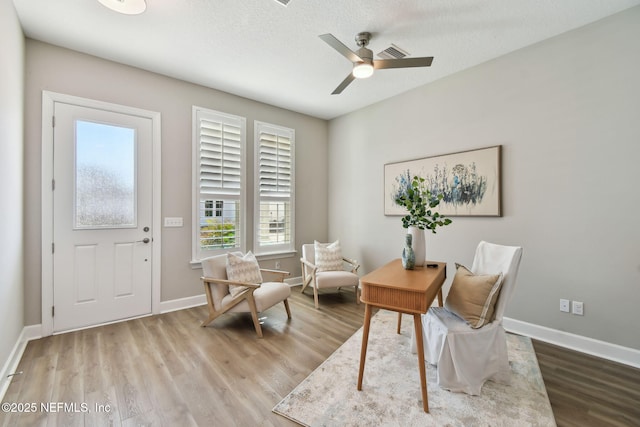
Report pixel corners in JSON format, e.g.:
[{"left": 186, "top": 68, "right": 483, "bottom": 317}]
[
  {"left": 200, "top": 219, "right": 237, "bottom": 249},
  {"left": 394, "top": 175, "right": 452, "bottom": 233}
]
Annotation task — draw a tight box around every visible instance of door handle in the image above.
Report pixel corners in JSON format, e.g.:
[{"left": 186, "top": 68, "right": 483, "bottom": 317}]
[{"left": 137, "top": 238, "right": 151, "bottom": 244}]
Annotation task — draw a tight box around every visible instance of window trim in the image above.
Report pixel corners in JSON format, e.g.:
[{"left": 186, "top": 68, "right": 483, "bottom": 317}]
[
  {"left": 253, "top": 120, "right": 295, "bottom": 256},
  {"left": 192, "top": 106, "right": 247, "bottom": 262}
]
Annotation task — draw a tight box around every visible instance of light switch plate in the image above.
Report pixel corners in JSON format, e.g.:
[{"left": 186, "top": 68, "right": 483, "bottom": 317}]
[
  {"left": 164, "top": 217, "right": 183, "bottom": 227},
  {"left": 572, "top": 301, "right": 584, "bottom": 315},
  {"left": 560, "top": 299, "right": 570, "bottom": 313}
]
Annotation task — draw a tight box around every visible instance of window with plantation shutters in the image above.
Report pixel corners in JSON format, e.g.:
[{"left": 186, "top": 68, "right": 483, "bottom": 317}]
[
  {"left": 254, "top": 121, "right": 295, "bottom": 254},
  {"left": 193, "top": 107, "right": 246, "bottom": 259}
]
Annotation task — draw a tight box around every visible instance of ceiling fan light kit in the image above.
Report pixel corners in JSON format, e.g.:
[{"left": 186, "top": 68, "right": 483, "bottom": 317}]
[
  {"left": 320, "top": 31, "right": 433, "bottom": 94},
  {"left": 98, "top": 0, "right": 147, "bottom": 15},
  {"left": 353, "top": 62, "right": 374, "bottom": 79}
]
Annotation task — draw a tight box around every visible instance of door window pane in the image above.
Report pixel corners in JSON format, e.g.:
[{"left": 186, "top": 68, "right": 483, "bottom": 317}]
[{"left": 75, "top": 120, "right": 136, "bottom": 228}]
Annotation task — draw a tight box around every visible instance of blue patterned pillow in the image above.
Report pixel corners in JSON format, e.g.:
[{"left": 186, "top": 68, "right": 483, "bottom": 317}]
[
  {"left": 226, "top": 252, "right": 263, "bottom": 297},
  {"left": 314, "top": 240, "right": 343, "bottom": 272}
]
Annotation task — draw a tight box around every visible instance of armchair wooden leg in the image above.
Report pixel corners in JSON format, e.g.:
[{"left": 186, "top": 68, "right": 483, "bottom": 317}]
[
  {"left": 250, "top": 312, "right": 263, "bottom": 338},
  {"left": 201, "top": 307, "right": 224, "bottom": 328},
  {"left": 283, "top": 299, "right": 292, "bottom": 319},
  {"left": 300, "top": 275, "right": 312, "bottom": 293},
  {"left": 246, "top": 297, "right": 263, "bottom": 338},
  {"left": 355, "top": 285, "right": 360, "bottom": 305},
  {"left": 313, "top": 286, "right": 319, "bottom": 309},
  {"left": 202, "top": 282, "right": 219, "bottom": 327},
  {"left": 201, "top": 314, "right": 216, "bottom": 327}
]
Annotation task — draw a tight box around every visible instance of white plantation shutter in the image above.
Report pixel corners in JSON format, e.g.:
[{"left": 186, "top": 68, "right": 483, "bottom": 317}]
[
  {"left": 259, "top": 131, "right": 291, "bottom": 196},
  {"left": 254, "top": 121, "right": 295, "bottom": 254},
  {"left": 193, "top": 107, "right": 246, "bottom": 259},
  {"left": 199, "top": 118, "right": 242, "bottom": 196}
]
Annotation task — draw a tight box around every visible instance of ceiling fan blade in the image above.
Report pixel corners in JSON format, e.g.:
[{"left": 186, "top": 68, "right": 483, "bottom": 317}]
[
  {"left": 331, "top": 73, "right": 356, "bottom": 95},
  {"left": 373, "top": 57, "right": 434, "bottom": 70},
  {"left": 319, "top": 33, "right": 364, "bottom": 63}
]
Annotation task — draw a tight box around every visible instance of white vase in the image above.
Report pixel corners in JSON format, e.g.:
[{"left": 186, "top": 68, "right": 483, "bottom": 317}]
[{"left": 408, "top": 226, "right": 426, "bottom": 267}]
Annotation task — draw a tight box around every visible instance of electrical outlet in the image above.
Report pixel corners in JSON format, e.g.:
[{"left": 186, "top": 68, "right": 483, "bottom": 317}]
[
  {"left": 572, "top": 301, "right": 584, "bottom": 315},
  {"left": 560, "top": 299, "right": 570, "bottom": 313},
  {"left": 275, "top": 261, "right": 281, "bottom": 270}
]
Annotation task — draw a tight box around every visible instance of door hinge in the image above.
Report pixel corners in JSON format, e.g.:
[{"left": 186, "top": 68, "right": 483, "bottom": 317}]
[
  {"left": 52, "top": 179, "right": 55, "bottom": 191},
  {"left": 52, "top": 116, "right": 55, "bottom": 127},
  {"left": 52, "top": 243, "right": 55, "bottom": 254},
  {"left": 52, "top": 306, "right": 55, "bottom": 317}
]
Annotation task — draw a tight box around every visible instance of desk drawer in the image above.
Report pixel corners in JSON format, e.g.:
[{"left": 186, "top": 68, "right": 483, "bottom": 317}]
[{"left": 361, "top": 285, "right": 427, "bottom": 313}]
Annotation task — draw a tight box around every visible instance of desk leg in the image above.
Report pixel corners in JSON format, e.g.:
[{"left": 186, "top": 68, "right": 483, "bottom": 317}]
[
  {"left": 413, "top": 313, "right": 429, "bottom": 413},
  {"left": 396, "top": 312, "right": 402, "bottom": 334},
  {"left": 357, "top": 304, "right": 372, "bottom": 391}
]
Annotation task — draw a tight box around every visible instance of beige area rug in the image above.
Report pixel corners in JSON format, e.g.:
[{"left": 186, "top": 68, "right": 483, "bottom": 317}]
[{"left": 273, "top": 310, "right": 556, "bottom": 427}]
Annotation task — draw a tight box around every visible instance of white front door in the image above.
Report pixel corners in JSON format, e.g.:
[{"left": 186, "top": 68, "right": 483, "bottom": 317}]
[{"left": 52, "top": 101, "right": 153, "bottom": 332}]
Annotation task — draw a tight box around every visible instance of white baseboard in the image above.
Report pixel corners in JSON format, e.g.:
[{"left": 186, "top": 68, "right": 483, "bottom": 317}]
[
  {"left": 0, "top": 325, "right": 41, "bottom": 401},
  {"left": 159, "top": 294, "right": 207, "bottom": 313},
  {"left": 21, "top": 324, "right": 42, "bottom": 341},
  {"left": 286, "top": 276, "right": 303, "bottom": 286},
  {"left": 504, "top": 317, "right": 640, "bottom": 369}
]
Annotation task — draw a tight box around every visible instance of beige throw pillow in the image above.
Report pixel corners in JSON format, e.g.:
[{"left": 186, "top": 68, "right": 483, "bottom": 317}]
[
  {"left": 314, "top": 240, "right": 343, "bottom": 272},
  {"left": 226, "top": 252, "right": 263, "bottom": 298},
  {"left": 445, "top": 263, "right": 504, "bottom": 329}
]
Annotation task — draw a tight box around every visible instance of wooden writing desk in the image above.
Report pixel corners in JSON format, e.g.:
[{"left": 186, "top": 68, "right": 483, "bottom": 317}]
[{"left": 357, "top": 259, "right": 446, "bottom": 413}]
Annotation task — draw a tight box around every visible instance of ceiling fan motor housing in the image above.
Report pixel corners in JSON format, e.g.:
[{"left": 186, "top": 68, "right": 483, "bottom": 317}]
[
  {"left": 356, "top": 46, "right": 373, "bottom": 62},
  {"left": 355, "top": 32, "right": 373, "bottom": 66}
]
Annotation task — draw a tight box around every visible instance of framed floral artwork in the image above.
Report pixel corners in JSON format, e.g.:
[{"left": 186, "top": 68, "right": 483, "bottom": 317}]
[{"left": 384, "top": 145, "right": 502, "bottom": 217}]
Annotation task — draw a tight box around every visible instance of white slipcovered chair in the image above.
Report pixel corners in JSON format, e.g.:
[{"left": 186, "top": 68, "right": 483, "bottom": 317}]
[
  {"left": 200, "top": 252, "right": 291, "bottom": 338},
  {"left": 411, "top": 241, "right": 523, "bottom": 395},
  {"left": 300, "top": 241, "right": 360, "bottom": 309}
]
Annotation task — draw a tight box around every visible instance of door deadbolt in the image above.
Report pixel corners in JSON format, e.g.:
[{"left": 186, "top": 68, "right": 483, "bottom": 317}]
[{"left": 143, "top": 226, "right": 150, "bottom": 232}]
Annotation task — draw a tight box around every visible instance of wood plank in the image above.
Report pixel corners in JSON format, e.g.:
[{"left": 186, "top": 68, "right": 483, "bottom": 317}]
[
  {"left": 532, "top": 340, "right": 640, "bottom": 426},
  {"left": 1, "top": 288, "right": 638, "bottom": 426}
]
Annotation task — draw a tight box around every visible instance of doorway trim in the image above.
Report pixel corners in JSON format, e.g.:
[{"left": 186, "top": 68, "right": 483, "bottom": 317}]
[{"left": 41, "top": 91, "right": 162, "bottom": 336}]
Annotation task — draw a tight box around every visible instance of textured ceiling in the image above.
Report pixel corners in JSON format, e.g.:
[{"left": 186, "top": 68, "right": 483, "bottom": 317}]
[{"left": 13, "top": 0, "right": 640, "bottom": 119}]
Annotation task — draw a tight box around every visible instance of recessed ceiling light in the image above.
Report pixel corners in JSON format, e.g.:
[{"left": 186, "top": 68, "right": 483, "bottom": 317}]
[{"left": 98, "top": 0, "right": 146, "bottom": 15}]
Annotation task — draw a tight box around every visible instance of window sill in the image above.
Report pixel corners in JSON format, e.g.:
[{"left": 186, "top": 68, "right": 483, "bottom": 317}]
[
  {"left": 255, "top": 250, "right": 298, "bottom": 262},
  {"left": 190, "top": 250, "right": 298, "bottom": 270}
]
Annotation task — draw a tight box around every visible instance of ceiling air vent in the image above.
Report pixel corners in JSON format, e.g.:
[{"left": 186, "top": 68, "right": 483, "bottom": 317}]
[
  {"left": 273, "top": 0, "right": 291, "bottom": 6},
  {"left": 377, "top": 44, "right": 409, "bottom": 60}
]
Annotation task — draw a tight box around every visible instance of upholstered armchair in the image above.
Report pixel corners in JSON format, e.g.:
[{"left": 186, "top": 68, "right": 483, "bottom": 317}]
[
  {"left": 300, "top": 241, "right": 360, "bottom": 309},
  {"left": 201, "top": 252, "right": 292, "bottom": 338}
]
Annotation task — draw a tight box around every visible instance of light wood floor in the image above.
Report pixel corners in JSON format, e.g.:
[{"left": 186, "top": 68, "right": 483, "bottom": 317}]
[
  {"left": 532, "top": 340, "right": 640, "bottom": 427},
  {"left": 2, "top": 288, "right": 639, "bottom": 426}
]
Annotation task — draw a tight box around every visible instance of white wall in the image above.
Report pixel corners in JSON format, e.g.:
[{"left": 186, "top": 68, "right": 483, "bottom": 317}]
[
  {"left": 328, "top": 7, "right": 640, "bottom": 350},
  {"left": 23, "top": 41, "right": 328, "bottom": 325},
  {"left": 0, "top": 0, "right": 25, "bottom": 384}
]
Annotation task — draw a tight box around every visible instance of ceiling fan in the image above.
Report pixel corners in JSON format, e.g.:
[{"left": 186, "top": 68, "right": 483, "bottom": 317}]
[{"left": 319, "top": 31, "right": 434, "bottom": 95}]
